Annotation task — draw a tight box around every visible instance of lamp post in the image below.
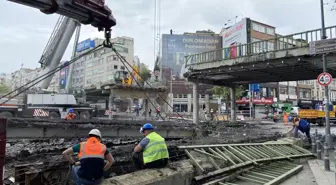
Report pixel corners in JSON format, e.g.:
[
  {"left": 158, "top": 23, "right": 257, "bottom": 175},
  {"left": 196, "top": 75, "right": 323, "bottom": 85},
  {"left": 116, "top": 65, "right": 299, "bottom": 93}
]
[{"left": 320, "top": 0, "right": 332, "bottom": 150}]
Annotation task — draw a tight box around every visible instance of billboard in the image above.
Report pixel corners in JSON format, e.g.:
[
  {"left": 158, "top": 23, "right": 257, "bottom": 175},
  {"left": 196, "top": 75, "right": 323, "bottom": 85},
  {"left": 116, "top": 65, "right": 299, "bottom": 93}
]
[
  {"left": 220, "top": 18, "right": 248, "bottom": 58},
  {"left": 161, "top": 34, "right": 222, "bottom": 80},
  {"left": 59, "top": 62, "right": 69, "bottom": 89},
  {"left": 76, "top": 38, "right": 95, "bottom": 52}
]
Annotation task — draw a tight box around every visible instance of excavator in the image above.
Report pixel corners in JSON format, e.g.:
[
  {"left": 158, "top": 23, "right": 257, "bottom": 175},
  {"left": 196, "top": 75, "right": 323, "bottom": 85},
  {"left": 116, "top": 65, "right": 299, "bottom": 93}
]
[
  {"left": 114, "top": 65, "right": 141, "bottom": 86},
  {"left": 0, "top": 0, "right": 117, "bottom": 119}
]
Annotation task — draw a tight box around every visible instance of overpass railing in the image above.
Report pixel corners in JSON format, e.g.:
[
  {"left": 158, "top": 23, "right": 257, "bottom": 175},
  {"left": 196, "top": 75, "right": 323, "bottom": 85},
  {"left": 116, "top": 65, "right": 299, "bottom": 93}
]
[{"left": 185, "top": 25, "right": 336, "bottom": 67}]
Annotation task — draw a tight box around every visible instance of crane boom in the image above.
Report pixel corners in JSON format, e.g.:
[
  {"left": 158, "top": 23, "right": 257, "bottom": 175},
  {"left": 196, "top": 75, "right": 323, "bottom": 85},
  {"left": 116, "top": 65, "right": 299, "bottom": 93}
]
[{"left": 38, "top": 17, "right": 78, "bottom": 89}]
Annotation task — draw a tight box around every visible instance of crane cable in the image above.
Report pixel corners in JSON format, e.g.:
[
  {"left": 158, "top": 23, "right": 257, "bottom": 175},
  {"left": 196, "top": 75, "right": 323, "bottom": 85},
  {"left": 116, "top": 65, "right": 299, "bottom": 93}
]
[
  {"left": 0, "top": 45, "right": 104, "bottom": 106},
  {"left": 111, "top": 46, "right": 165, "bottom": 121},
  {"left": 111, "top": 45, "right": 189, "bottom": 124}
]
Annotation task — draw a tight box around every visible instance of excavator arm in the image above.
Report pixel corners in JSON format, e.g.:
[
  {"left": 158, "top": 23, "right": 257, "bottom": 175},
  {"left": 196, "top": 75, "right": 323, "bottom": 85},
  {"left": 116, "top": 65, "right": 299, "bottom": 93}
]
[{"left": 7, "top": 0, "right": 116, "bottom": 31}]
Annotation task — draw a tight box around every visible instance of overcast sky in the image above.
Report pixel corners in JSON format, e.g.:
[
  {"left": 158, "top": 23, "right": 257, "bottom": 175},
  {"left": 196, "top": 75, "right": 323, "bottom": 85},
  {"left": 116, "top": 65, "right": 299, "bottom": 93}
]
[{"left": 1, "top": 0, "right": 336, "bottom": 73}]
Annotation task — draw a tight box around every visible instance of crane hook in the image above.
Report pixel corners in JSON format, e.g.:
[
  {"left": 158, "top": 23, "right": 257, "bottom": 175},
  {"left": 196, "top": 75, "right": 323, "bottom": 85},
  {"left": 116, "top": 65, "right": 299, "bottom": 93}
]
[{"left": 103, "top": 28, "right": 113, "bottom": 48}]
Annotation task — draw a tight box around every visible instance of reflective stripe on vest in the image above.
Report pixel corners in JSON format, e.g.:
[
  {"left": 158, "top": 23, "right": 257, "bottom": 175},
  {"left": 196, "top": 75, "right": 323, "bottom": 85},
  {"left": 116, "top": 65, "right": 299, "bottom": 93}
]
[
  {"left": 78, "top": 137, "right": 106, "bottom": 159},
  {"left": 143, "top": 132, "right": 169, "bottom": 164}
]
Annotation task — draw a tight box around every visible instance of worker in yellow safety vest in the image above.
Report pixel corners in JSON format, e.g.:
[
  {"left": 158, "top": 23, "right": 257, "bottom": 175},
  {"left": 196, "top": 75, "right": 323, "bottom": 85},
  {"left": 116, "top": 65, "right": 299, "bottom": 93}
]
[{"left": 132, "top": 123, "right": 169, "bottom": 169}]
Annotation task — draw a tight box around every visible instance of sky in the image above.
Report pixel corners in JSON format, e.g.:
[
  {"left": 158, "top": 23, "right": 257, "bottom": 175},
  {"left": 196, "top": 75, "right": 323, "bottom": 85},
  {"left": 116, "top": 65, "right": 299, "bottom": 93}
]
[{"left": 1, "top": 0, "right": 336, "bottom": 73}]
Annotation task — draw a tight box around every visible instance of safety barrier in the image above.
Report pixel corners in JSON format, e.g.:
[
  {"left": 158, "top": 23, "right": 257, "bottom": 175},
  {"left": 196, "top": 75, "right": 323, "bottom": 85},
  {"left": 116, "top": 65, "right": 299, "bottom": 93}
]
[{"left": 185, "top": 25, "right": 336, "bottom": 67}]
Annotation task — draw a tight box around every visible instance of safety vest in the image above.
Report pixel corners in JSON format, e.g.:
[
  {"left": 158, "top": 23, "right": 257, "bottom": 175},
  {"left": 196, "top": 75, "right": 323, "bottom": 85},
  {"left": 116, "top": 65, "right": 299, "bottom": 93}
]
[
  {"left": 143, "top": 132, "right": 169, "bottom": 164},
  {"left": 66, "top": 113, "right": 76, "bottom": 120},
  {"left": 78, "top": 137, "right": 106, "bottom": 159}
]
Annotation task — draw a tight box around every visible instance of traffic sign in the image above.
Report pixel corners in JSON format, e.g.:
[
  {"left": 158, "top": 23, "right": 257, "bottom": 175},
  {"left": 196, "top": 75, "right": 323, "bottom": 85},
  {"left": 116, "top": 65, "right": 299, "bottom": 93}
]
[{"left": 317, "top": 72, "right": 333, "bottom": 86}]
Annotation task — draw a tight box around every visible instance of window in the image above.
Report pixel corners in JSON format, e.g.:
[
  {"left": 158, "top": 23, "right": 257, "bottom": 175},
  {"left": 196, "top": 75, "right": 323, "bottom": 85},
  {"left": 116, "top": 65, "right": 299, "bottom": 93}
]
[
  {"left": 280, "top": 87, "right": 287, "bottom": 94},
  {"left": 107, "top": 56, "right": 113, "bottom": 62},
  {"left": 98, "top": 58, "right": 104, "bottom": 65},
  {"left": 87, "top": 62, "right": 93, "bottom": 67},
  {"left": 173, "top": 94, "right": 178, "bottom": 98},
  {"left": 120, "top": 66, "right": 125, "bottom": 70},
  {"left": 114, "top": 65, "right": 118, "bottom": 69},
  {"left": 183, "top": 94, "right": 188, "bottom": 98},
  {"left": 288, "top": 87, "right": 296, "bottom": 95},
  {"left": 266, "top": 27, "right": 275, "bottom": 36},
  {"left": 113, "top": 55, "right": 118, "bottom": 61},
  {"left": 252, "top": 23, "right": 265, "bottom": 33},
  {"left": 81, "top": 61, "right": 84, "bottom": 66}
]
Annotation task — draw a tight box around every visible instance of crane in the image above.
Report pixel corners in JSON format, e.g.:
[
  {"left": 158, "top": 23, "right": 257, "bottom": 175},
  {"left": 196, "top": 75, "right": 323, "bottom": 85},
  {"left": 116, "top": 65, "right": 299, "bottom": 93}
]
[{"left": 0, "top": 0, "right": 117, "bottom": 119}]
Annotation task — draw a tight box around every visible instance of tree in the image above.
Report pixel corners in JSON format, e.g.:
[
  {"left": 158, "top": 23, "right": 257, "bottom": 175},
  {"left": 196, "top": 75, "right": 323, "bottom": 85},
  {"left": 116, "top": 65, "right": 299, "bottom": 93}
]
[
  {"left": 211, "top": 85, "right": 245, "bottom": 112},
  {"left": 0, "top": 83, "right": 10, "bottom": 94},
  {"left": 139, "top": 63, "right": 152, "bottom": 82}
]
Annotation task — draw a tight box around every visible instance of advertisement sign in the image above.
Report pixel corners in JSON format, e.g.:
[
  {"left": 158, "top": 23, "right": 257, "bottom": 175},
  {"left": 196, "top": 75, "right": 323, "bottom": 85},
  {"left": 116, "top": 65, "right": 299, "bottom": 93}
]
[
  {"left": 59, "top": 62, "right": 69, "bottom": 89},
  {"left": 76, "top": 39, "right": 95, "bottom": 52},
  {"left": 236, "top": 97, "right": 273, "bottom": 105},
  {"left": 161, "top": 34, "right": 222, "bottom": 80},
  {"left": 249, "top": 83, "right": 260, "bottom": 92},
  {"left": 220, "top": 18, "right": 248, "bottom": 59}
]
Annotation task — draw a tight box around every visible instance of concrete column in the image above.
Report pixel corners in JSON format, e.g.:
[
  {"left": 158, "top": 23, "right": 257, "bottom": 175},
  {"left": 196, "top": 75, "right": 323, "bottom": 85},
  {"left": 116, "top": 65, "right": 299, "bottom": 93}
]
[
  {"left": 230, "top": 87, "right": 236, "bottom": 122},
  {"left": 193, "top": 82, "right": 199, "bottom": 124},
  {"left": 144, "top": 99, "right": 149, "bottom": 119},
  {"left": 168, "top": 93, "right": 174, "bottom": 113},
  {"left": 108, "top": 90, "right": 115, "bottom": 119},
  {"left": 205, "top": 94, "right": 210, "bottom": 113},
  {"left": 187, "top": 94, "right": 192, "bottom": 114}
]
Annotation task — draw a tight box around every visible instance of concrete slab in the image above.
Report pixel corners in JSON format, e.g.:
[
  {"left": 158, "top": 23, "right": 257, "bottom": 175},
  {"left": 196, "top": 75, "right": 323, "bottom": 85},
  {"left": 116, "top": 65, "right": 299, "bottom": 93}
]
[{"left": 308, "top": 159, "right": 335, "bottom": 185}]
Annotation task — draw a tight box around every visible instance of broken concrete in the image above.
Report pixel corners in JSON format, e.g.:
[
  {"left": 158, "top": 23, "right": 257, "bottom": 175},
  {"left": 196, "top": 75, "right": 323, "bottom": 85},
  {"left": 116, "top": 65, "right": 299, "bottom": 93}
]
[{"left": 6, "top": 118, "right": 196, "bottom": 139}]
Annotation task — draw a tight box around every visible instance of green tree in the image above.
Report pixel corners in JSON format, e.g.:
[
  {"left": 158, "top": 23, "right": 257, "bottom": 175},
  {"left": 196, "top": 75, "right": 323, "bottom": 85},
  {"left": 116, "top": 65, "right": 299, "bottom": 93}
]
[
  {"left": 0, "top": 83, "right": 10, "bottom": 94},
  {"left": 211, "top": 85, "right": 245, "bottom": 111},
  {"left": 139, "top": 63, "right": 152, "bottom": 82}
]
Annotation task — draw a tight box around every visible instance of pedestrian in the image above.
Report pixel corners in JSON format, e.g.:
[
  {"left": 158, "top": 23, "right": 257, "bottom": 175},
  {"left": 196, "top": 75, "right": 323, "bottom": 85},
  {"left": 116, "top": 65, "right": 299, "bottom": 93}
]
[
  {"left": 62, "top": 129, "right": 114, "bottom": 185},
  {"left": 149, "top": 109, "right": 152, "bottom": 117},
  {"left": 288, "top": 117, "right": 312, "bottom": 144},
  {"left": 132, "top": 123, "right": 169, "bottom": 169},
  {"left": 283, "top": 112, "right": 288, "bottom": 125},
  {"left": 155, "top": 106, "right": 161, "bottom": 117}
]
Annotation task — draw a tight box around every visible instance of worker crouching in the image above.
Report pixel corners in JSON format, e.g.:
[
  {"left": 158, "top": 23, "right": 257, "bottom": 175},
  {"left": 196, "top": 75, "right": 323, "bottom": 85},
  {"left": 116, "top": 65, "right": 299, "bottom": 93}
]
[
  {"left": 66, "top": 108, "right": 76, "bottom": 120},
  {"left": 62, "top": 129, "right": 114, "bottom": 185},
  {"left": 288, "top": 116, "right": 312, "bottom": 144},
  {"left": 132, "top": 123, "right": 169, "bottom": 169}
]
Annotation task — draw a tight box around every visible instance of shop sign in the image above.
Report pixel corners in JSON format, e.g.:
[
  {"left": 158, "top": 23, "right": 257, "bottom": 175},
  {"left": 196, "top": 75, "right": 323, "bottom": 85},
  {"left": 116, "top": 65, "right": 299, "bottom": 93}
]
[{"left": 236, "top": 97, "right": 273, "bottom": 105}]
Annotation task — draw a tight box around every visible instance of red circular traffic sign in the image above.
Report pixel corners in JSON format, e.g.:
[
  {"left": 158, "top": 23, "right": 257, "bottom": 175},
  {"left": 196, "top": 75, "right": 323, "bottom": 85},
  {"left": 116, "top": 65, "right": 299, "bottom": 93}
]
[{"left": 317, "top": 72, "right": 333, "bottom": 86}]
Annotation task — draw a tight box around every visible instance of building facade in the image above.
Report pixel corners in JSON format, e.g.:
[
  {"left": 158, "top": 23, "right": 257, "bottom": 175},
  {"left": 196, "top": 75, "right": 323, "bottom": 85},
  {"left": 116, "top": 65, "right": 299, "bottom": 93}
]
[{"left": 70, "top": 36, "right": 135, "bottom": 89}]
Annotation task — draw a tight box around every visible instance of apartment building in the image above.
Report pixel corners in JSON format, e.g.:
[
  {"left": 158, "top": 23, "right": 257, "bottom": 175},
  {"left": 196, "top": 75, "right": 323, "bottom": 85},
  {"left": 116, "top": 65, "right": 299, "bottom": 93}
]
[{"left": 70, "top": 36, "right": 134, "bottom": 88}]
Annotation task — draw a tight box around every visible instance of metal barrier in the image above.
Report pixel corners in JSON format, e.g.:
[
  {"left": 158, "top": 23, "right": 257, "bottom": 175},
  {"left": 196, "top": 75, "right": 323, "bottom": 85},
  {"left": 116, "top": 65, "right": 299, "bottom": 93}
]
[
  {"left": 178, "top": 143, "right": 314, "bottom": 182},
  {"left": 185, "top": 25, "right": 336, "bottom": 67},
  {"left": 204, "top": 162, "right": 303, "bottom": 185}
]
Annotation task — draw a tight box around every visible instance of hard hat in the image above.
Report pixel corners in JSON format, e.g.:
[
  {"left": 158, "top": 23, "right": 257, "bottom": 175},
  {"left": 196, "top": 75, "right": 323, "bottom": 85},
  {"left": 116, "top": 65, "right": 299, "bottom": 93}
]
[
  {"left": 69, "top": 108, "right": 74, "bottom": 113},
  {"left": 143, "top": 123, "right": 154, "bottom": 130},
  {"left": 89, "top": 129, "right": 102, "bottom": 138},
  {"left": 288, "top": 116, "right": 293, "bottom": 122}
]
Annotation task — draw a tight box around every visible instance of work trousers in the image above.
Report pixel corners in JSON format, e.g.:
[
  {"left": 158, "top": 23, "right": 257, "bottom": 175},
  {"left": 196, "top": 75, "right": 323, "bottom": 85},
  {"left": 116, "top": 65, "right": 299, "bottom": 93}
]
[
  {"left": 294, "top": 126, "right": 312, "bottom": 144},
  {"left": 132, "top": 152, "right": 168, "bottom": 170},
  {"left": 72, "top": 166, "right": 102, "bottom": 185}
]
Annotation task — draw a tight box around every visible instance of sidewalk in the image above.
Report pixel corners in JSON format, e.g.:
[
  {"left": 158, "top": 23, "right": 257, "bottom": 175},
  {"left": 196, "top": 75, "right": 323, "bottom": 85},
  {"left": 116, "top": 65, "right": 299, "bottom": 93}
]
[{"left": 309, "top": 159, "right": 335, "bottom": 185}]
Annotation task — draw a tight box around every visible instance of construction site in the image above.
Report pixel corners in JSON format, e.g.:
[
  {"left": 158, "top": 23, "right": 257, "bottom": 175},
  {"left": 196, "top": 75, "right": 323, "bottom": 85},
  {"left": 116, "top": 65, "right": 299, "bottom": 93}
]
[{"left": 1, "top": 0, "right": 336, "bottom": 185}]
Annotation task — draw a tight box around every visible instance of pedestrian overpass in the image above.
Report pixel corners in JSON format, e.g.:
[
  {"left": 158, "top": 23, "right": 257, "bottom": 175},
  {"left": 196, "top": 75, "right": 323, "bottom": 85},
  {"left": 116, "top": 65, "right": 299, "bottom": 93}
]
[
  {"left": 183, "top": 25, "right": 336, "bottom": 124},
  {"left": 184, "top": 25, "right": 336, "bottom": 86}
]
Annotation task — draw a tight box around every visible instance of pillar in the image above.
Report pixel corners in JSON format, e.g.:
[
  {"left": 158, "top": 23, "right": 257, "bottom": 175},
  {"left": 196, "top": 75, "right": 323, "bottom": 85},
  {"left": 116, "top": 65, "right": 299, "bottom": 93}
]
[
  {"left": 193, "top": 82, "right": 199, "bottom": 124},
  {"left": 230, "top": 87, "right": 236, "bottom": 122},
  {"left": 205, "top": 94, "right": 210, "bottom": 113},
  {"left": 0, "top": 118, "right": 6, "bottom": 185},
  {"left": 168, "top": 93, "right": 174, "bottom": 113},
  {"left": 187, "top": 94, "right": 192, "bottom": 114},
  {"left": 144, "top": 99, "right": 149, "bottom": 119},
  {"left": 108, "top": 90, "right": 115, "bottom": 119}
]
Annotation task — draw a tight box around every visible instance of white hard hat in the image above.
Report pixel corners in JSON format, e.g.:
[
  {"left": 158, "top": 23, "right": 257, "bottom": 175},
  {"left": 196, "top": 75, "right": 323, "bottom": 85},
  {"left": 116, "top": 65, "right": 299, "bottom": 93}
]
[{"left": 89, "top": 129, "right": 102, "bottom": 138}]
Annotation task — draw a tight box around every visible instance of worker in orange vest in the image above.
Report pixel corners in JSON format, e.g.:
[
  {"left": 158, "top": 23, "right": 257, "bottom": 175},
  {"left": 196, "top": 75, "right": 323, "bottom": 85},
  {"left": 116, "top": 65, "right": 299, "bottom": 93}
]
[
  {"left": 62, "top": 129, "right": 114, "bottom": 185},
  {"left": 66, "top": 108, "right": 76, "bottom": 120},
  {"left": 283, "top": 112, "right": 288, "bottom": 125}
]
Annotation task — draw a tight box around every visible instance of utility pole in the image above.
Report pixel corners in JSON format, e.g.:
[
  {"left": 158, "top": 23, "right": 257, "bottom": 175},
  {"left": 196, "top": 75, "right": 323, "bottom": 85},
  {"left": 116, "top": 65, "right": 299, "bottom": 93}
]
[{"left": 320, "top": 0, "right": 332, "bottom": 151}]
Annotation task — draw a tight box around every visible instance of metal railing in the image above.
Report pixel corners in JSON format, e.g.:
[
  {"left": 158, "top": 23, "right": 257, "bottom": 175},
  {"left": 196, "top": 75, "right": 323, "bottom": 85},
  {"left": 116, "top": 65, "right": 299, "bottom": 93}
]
[
  {"left": 185, "top": 25, "right": 336, "bottom": 67},
  {"left": 178, "top": 143, "right": 314, "bottom": 182}
]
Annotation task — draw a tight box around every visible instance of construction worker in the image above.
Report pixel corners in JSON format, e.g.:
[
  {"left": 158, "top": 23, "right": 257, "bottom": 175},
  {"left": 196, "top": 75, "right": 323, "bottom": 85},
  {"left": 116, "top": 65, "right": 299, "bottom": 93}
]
[
  {"left": 288, "top": 116, "right": 312, "bottom": 144},
  {"left": 66, "top": 108, "right": 76, "bottom": 120},
  {"left": 283, "top": 112, "right": 288, "bottom": 125},
  {"left": 62, "top": 129, "right": 114, "bottom": 185},
  {"left": 132, "top": 123, "right": 169, "bottom": 169}
]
